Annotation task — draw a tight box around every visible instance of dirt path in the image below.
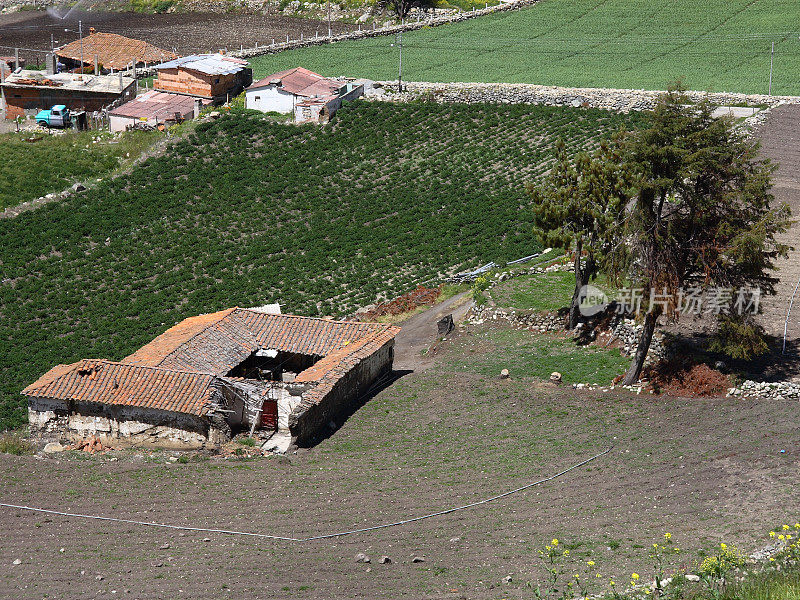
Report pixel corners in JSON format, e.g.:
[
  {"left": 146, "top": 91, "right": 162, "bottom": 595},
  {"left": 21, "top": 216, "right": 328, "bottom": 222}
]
[
  {"left": 753, "top": 105, "right": 800, "bottom": 354},
  {"left": 392, "top": 291, "right": 473, "bottom": 371}
]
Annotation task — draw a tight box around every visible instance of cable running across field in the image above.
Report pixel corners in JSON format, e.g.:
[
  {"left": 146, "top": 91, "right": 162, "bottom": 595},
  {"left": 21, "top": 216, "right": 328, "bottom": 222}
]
[{"left": 0, "top": 445, "right": 611, "bottom": 542}]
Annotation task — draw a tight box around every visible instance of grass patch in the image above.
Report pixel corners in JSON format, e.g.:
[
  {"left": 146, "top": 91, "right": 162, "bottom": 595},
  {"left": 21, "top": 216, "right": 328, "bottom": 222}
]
[
  {"left": 0, "top": 128, "right": 161, "bottom": 210},
  {"left": 0, "top": 432, "right": 33, "bottom": 455},
  {"left": 0, "top": 101, "right": 645, "bottom": 430},
  {"left": 453, "top": 326, "right": 628, "bottom": 384},
  {"left": 248, "top": 0, "right": 800, "bottom": 95},
  {"left": 491, "top": 271, "right": 575, "bottom": 312}
]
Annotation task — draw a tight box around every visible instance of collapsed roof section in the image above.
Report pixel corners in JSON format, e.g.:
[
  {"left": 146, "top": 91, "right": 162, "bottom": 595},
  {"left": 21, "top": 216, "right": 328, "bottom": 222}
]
[{"left": 122, "top": 308, "right": 394, "bottom": 377}]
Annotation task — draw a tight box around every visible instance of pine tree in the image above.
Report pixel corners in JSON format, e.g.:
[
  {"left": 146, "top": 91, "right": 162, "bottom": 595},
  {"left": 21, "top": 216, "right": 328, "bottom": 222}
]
[
  {"left": 617, "top": 87, "right": 791, "bottom": 384},
  {"left": 527, "top": 135, "right": 634, "bottom": 329}
]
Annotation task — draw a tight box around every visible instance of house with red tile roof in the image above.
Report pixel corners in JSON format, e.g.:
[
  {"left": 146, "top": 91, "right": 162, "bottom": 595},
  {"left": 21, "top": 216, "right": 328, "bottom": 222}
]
[
  {"left": 56, "top": 30, "right": 177, "bottom": 73},
  {"left": 245, "top": 67, "right": 365, "bottom": 123},
  {"left": 23, "top": 309, "right": 399, "bottom": 450}
]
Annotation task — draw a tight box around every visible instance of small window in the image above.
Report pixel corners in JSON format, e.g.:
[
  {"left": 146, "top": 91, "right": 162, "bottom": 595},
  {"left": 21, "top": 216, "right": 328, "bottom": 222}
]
[
  {"left": 255, "top": 96, "right": 260, "bottom": 101},
  {"left": 214, "top": 78, "right": 220, "bottom": 84}
]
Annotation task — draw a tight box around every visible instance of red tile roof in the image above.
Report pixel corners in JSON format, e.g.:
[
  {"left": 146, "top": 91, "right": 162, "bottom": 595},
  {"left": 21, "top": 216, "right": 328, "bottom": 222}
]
[
  {"left": 56, "top": 32, "right": 177, "bottom": 70},
  {"left": 24, "top": 309, "right": 400, "bottom": 421},
  {"left": 21, "top": 359, "right": 223, "bottom": 417},
  {"left": 249, "top": 67, "right": 343, "bottom": 98},
  {"left": 123, "top": 309, "right": 395, "bottom": 376}
]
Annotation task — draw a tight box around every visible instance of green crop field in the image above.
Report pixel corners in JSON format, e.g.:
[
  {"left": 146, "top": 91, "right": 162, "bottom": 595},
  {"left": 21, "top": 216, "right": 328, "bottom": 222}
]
[
  {"left": 249, "top": 0, "right": 800, "bottom": 95},
  {"left": 0, "top": 130, "right": 160, "bottom": 211},
  {"left": 0, "top": 101, "right": 646, "bottom": 430}
]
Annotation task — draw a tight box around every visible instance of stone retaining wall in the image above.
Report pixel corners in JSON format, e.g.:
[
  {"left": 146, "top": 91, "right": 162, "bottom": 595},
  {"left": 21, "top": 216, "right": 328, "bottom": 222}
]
[{"left": 369, "top": 81, "right": 800, "bottom": 113}]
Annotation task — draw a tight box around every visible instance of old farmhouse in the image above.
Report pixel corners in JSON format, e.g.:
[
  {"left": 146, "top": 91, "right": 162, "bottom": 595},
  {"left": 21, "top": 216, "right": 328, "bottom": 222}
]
[
  {"left": 23, "top": 309, "right": 399, "bottom": 450},
  {"left": 245, "top": 67, "right": 364, "bottom": 123}
]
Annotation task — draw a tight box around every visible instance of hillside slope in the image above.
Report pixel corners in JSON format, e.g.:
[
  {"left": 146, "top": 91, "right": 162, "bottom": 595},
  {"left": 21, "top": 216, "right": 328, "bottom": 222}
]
[
  {"left": 250, "top": 0, "right": 800, "bottom": 95},
  {"left": 0, "top": 102, "right": 647, "bottom": 430}
]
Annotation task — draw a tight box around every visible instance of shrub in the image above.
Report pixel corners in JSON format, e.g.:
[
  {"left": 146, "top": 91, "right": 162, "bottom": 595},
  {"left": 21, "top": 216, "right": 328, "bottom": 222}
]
[{"left": 0, "top": 432, "right": 33, "bottom": 455}]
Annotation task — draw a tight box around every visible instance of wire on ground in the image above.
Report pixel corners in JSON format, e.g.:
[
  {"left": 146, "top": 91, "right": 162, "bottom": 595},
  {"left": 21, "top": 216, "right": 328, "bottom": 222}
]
[{"left": 0, "top": 444, "right": 611, "bottom": 543}]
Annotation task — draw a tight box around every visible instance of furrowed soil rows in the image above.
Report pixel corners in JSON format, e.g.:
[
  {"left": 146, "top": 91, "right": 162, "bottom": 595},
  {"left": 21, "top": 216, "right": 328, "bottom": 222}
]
[
  {"left": 0, "top": 101, "right": 647, "bottom": 429},
  {"left": 248, "top": 0, "right": 800, "bottom": 95}
]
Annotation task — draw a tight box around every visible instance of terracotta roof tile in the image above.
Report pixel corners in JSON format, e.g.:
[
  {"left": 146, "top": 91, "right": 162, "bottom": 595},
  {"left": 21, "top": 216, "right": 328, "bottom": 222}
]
[
  {"left": 249, "top": 67, "right": 343, "bottom": 98},
  {"left": 56, "top": 32, "right": 177, "bottom": 70},
  {"left": 22, "top": 360, "right": 222, "bottom": 417}
]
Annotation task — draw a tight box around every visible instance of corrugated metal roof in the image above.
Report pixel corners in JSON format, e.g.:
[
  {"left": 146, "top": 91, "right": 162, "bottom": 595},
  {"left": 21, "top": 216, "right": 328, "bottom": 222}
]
[
  {"left": 109, "top": 90, "right": 210, "bottom": 120},
  {"left": 22, "top": 359, "right": 223, "bottom": 417},
  {"left": 56, "top": 32, "right": 177, "bottom": 70},
  {"left": 249, "top": 67, "right": 344, "bottom": 98},
  {"left": 155, "top": 54, "right": 249, "bottom": 76}
]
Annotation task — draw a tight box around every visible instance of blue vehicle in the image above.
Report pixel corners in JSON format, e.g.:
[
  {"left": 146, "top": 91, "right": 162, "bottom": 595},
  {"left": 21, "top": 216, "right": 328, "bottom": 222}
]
[{"left": 35, "top": 105, "right": 71, "bottom": 128}]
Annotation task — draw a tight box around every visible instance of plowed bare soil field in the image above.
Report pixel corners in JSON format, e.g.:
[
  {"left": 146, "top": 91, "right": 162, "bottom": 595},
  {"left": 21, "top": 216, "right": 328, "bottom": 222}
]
[
  {"left": 2, "top": 318, "right": 799, "bottom": 599},
  {"left": 0, "top": 9, "right": 350, "bottom": 63}
]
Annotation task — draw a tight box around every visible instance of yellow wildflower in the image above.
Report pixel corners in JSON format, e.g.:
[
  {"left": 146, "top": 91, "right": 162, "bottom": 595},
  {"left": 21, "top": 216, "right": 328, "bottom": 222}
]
[
  {"left": 596, "top": 573, "right": 602, "bottom": 579},
  {"left": 632, "top": 573, "right": 640, "bottom": 581},
  {"left": 794, "top": 523, "right": 800, "bottom": 530},
  {"left": 610, "top": 580, "right": 616, "bottom": 587},
  {"left": 563, "top": 550, "right": 570, "bottom": 557},
  {"left": 720, "top": 543, "right": 727, "bottom": 550},
  {"left": 779, "top": 535, "right": 786, "bottom": 541},
  {"left": 770, "top": 531, "right": 777, "bottom": 538},
  {"left": 783, "top": 525, "right": 791, "bottom": 531},
  {"left": 552, "top": 539, "right": 559, "bottom": 547},
  {"left": 588, "top": 561, "right": 595, "bottom": 567},
  {"left": 665, "top": 533, "right": 672, "bottom": 541}
]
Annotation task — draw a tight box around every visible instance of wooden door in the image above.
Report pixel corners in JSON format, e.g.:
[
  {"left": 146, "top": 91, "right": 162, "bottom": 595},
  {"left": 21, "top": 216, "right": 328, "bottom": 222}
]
[{"left": 260, "top": 399, "right": 278, "bottom": 431}]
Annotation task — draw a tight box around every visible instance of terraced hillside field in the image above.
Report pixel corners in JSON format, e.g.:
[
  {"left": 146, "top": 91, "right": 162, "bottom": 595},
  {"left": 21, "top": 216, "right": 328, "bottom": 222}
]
[
  {"left": 250, "top": 0, "right": 800, "bottom": 95},
  {"left": 0, "top": 102, "right": 646, "bottom": 430}
]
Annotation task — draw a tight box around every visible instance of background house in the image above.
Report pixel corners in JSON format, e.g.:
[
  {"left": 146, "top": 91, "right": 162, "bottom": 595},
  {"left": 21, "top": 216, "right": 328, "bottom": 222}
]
[
  {"left": 245, "top": 67, "right": 364, "bottom": 123},
  {"left": 153, "top": 54, "right": 252, "bottom": 103},
  {"left": 1, "top": 70, "right": 135, "bottom": 120},
  {"left": 108, "top": 90, "right": 211, "bottom": 132},
  {"left": 56, "top": 29, "right": 177, "bottom": 73}
]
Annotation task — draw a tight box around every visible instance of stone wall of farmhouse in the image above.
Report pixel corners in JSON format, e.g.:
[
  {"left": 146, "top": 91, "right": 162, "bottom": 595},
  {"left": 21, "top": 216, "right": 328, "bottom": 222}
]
[
  {"left": 290, "top": 340, "right": 394, "bottom": 446},
  {"left": 28, "top": 397, "right": 227, "bottom": 449},
  {"left": 369, "top": 82, "right": 800, "bottom": 112}
]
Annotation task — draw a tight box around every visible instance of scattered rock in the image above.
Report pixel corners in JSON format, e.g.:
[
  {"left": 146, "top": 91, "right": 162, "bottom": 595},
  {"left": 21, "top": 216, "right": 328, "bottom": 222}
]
[
  {"left": 12, "top": 559, "right": 21, "bottom": 565},
  {"left": 503, "top": 575, "right": 513, "bottom": 584},
  {"left": 500, "top": 368, "right": 509, "bottom": 379},
  {"left": 449, "top": 537, "right": 461, "bottom": 543},
  {"left": 379, "top": 556, "right": 392, "bottom": 564},
  {"left": 550, "top": 372, "right": 562, "bottom": 383},
  {"left": 43, "top": 442, "right": 64, "bottom": 453},
  {"left": 160, "top": 543, "right": 170, "bottom": 550},
  {"left": 686, "top": 574, "right": 700, "bottom": 582},
  {"left": 71, "top": 182, "right": 86, "bottom": 192},
  {"left": 355, "top": 552, "right": 371, "bottom": 563},
  {"left": 202, "top": 538, "right": 211, "bottom": 542},
  {"left": 412, "top": 556, "right": 426, "bottom": 563},
  {"left": 95, "top": 575, "right": 104, "bottom": 581}
]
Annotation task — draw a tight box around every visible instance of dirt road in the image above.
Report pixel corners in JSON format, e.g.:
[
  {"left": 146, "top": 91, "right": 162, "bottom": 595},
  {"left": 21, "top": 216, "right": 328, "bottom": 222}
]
[
  {"left": 754, "top": 106, "right": 800, "bottom": 353},
  {"left": 392, "top": 290, "right": 473, "bottom": 370}
]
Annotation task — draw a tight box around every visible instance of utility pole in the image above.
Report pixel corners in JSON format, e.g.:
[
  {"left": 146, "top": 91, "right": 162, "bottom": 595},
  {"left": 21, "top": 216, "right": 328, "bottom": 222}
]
[
  {"left": 79, "top": 20, "right": 84, "bottom": 74},
  {"left": 769, "top": 41, "right": 774, "bottom": 96},
  {"left": 327, "top": 0, "right": 331, "bottom": 37},
  {"left": 392, "top": 32, "right": 403, "bottom": 92}
]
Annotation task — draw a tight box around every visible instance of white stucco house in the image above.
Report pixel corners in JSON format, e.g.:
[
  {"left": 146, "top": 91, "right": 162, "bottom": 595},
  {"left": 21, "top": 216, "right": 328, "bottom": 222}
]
[{"left": 245, "top": 67, "right": 364, "bottom": 123}]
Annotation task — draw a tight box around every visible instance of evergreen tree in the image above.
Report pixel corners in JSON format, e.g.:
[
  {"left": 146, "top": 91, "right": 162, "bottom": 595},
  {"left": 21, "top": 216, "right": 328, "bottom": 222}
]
[
  {"left": 616, "top": 87, "right": 791, "bottom": 384},
  {"left": 527, "top": 135, "right": 633, "bottom": 329}
]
